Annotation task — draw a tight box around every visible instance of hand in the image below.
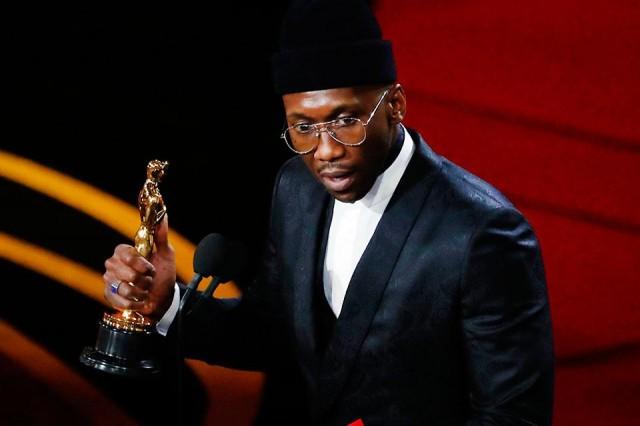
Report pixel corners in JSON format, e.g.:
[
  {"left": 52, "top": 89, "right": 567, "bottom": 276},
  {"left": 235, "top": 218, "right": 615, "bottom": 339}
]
[{"left": 103, "top": 214, "right": 177, "bottom": 321}]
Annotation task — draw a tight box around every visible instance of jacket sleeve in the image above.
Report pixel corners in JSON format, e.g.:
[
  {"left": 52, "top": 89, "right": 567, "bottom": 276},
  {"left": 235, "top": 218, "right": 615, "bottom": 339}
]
[
  {"left": 461, "top": 208, "right": 554, "bottom": 425},
  {"left": 167, "top": 163, "right": 289, "bottom": 371}
]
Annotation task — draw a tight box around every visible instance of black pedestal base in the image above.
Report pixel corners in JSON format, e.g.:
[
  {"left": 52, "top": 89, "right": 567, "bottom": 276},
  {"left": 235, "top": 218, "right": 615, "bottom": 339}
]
[{"left": 80, "top": 320, "right": 161, "bottom": 377}]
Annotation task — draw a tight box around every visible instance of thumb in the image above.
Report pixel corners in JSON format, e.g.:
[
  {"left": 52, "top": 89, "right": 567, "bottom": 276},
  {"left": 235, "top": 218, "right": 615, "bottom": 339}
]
[{"left": 154, "top": 214, "right": 171, "bottom": 253}]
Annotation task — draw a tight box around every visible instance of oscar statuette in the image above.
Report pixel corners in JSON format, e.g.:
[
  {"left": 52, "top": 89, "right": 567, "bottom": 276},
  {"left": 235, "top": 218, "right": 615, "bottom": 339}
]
[{"left": 80, "top": 159, "right": 169, "bottom": 376}]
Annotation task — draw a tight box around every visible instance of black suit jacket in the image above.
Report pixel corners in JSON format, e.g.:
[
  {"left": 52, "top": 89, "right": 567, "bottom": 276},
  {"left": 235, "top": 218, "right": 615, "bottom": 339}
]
[{"left": 176, "top": 129, "right": 554, "bottom": 425}]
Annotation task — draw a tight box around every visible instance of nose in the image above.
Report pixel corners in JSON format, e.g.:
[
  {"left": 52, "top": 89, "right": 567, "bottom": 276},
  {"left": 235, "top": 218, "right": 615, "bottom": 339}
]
[{"left": 313, "top": 130, "right": 345, "bottom": 162}]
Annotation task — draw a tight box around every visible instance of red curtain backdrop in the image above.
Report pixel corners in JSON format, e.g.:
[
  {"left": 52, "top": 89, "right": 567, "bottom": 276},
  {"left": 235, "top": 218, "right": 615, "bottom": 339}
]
[{"left": 374, "top": 0, "right": 640, "bottom": 424}]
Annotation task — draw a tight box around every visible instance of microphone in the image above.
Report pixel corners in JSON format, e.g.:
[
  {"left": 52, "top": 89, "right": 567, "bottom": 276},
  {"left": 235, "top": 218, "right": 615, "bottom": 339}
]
[
  {"left": 192, "top": 239, "right": 248, "bottom": 312},
  {"left": 178, "top": 233, "right": 228, "bottom": 313}
]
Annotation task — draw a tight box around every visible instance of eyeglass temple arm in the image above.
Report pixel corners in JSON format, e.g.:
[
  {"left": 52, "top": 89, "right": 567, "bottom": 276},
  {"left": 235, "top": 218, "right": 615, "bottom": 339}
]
[{"left": 364, "top": 88, "right": 390, "bottom": 126}]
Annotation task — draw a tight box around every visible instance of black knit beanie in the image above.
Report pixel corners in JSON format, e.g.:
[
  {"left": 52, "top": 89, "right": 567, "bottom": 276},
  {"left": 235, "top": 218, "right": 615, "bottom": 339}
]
[{"left": 272, "top": 0, "right": 397, "bottom": 94}]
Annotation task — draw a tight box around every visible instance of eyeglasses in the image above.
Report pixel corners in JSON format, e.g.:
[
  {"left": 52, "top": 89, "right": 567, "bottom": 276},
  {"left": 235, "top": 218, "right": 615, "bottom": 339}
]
[{"left": 281, "top": 88, "right": 390, "bottom": 155}]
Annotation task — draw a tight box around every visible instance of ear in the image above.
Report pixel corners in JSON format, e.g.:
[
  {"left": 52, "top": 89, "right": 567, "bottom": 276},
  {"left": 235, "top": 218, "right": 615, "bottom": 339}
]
[{"left": 387, "top": 83, "right": 406, "bottom": 124}]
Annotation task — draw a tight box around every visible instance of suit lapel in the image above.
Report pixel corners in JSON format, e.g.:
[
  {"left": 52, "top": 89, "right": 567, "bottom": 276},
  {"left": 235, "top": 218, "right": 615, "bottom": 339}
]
[
  {"left": 317, "top": 133, "right": 443, "bottom": 414},
  {"left": 291, "top": 176, "right": 330, "bottom": 386}
]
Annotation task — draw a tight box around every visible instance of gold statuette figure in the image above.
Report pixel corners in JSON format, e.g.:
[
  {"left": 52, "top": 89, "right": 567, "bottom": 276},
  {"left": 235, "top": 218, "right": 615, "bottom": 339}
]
[
  {"left": 135, "top": 159, "right": 168, "bottom": 258},
  {"left": 80, "top": 159, "right": 169, "bottom": 376},
  {"left": 102, "top": 159, "right": 168, "bottom": 331}
]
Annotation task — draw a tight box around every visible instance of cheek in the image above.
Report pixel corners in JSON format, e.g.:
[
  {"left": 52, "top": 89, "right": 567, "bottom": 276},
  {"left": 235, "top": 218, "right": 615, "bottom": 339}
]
[{"left": 358, "top": 138, "right": 388, "bottom": 169}]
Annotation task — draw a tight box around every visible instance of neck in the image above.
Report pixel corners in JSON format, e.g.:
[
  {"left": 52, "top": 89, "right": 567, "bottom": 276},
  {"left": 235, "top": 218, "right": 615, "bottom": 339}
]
[{"left": 381, "top": 124, "right": 404, "bottom": 173}]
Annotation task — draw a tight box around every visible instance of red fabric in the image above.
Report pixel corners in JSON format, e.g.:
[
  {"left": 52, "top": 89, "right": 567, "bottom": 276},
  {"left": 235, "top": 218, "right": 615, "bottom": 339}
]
[
  {"left": 375, "top": 1, "right": 640, "bottom": 424},
  {"left": 347, "top": 419, "right": 364, "bottom": 426}
]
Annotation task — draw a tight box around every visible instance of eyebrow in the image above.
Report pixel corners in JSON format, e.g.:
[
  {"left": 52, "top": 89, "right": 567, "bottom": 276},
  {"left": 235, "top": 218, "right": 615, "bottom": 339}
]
[{"left": 286, "top": 104, "right": 362, "bottom": 122}]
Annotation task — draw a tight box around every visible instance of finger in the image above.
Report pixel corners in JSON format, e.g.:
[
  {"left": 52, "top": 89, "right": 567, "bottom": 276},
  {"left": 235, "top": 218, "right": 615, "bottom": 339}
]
[
  {"left": 128, "top": 255, "right": 156, "bottom": 278},
  {"left": 154, "top": 214, "right": 171, "bottom": 254},
  {"left": 114, "top": 244, "right": 138, "bottom": 263},
  {"left": 107, "top": 247, "right": 154, "bottom": 282},
  {"left": 102, "top": 275, "right": 145, "bottom": 311},
  {"left": 116, "top": 280, "right": 149, "bottom": 302},
  {"left": 103, "top": 262, "right": 130, "bottom": 292},
  {"left": 110, "top": 292, "right": 146, "bottom": 311},
  {"left": 107, "top": 259, "right": 148, "bottom": 289},
  {"left": 103, "top": 271, "right": 149, "bottom": 301},
  {"left": 114, "top": 244, "right": 152, "bottom": 271},
  {"left": 133, "top": 275, "right": 154, "bottom": 291}
]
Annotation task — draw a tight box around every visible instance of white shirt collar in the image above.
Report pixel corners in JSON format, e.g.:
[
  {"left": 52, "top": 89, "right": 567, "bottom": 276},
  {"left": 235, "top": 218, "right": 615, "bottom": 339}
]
[{"left": 323, "top": 124, "right": 416, "bottom": 317}]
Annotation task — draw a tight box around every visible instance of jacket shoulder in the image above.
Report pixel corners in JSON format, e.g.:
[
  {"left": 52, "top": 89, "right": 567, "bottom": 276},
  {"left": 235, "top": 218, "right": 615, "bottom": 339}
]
[
  {"left": 411, "top": 133, "right": 531, "bottom": 238},
  {"left": 437, "top": 156, "right": 516, "bottom": 216},
  {"left": 408, "top": 128, "right": 513, "bottom": 217}
]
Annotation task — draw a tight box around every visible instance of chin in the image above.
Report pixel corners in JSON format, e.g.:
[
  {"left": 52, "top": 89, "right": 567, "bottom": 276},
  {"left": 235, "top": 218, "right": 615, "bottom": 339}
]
[{"left": 331, "top": 190, "right": 362, "bottom": 203}]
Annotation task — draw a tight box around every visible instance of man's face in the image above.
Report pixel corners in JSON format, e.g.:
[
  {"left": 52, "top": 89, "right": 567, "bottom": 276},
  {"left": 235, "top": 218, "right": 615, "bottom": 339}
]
[{"left": 282, "top": 85, "right": 403, "bottom": 203}]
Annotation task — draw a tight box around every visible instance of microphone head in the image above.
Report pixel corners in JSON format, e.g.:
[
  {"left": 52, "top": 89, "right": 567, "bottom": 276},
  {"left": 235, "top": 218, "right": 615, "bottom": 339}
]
[
  {"left": 217, "top": 240, "right": 249, "bottom": 283},
  {"left": 193, "top": 233, "right": 228, "bottom": 277}
]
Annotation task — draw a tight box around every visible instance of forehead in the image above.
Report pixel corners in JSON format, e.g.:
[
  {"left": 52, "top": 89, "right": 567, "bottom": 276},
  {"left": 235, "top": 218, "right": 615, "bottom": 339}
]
[{"left": 282, "top": 87, "right": 367, "bottom": 116}]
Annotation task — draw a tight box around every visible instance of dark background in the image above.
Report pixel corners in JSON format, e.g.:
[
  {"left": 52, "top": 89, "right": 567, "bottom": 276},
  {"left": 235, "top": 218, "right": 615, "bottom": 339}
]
[
  {"left": 3, "top": 2, "right": 289, "bottom": 425},
  {"left": 6, "top": 2, "right": 290, "bottom": 241}
]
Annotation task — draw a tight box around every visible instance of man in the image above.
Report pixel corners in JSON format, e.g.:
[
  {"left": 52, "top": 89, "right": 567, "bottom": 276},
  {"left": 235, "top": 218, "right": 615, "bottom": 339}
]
[{"left": 103, "top": 0, "right": 554, "bottom": 424}]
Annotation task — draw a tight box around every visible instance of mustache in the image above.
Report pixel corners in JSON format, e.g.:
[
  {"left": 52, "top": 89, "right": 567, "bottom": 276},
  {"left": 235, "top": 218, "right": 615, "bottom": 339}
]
[{"left": 318, "top": 162, "right": 352, "bottom": 174}]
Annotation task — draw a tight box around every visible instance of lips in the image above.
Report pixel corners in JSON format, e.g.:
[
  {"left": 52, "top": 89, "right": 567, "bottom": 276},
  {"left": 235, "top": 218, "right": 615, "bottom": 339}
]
[{"left": 319, "top": 170, "right": 355, "bottom": 193}]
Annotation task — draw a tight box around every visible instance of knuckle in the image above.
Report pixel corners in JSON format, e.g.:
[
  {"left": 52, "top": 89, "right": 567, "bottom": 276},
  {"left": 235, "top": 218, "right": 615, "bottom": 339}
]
[
  {"left": 133, "top": 276, "right": 147, "bottom": 290},
  {"left": 119, "top": 282, "right": 131, "bottom": 296},
  {"left": 116, "top": 245, "right": 136, "bottom": 264},
  {"left": 115, "top": 244, "right": 129, "bottom": 255},
  {"left": 134, "top": 258, "right": 151, "bottom": 274},
  {"left": 141, "top": 276, "right": 153, "bottom": 288},
  {"left": 122, "top": 253, "right": 134, "bottom": 265},
  {"left": 131, "top": 286, "right": 143, "bottom": 298},
  {"left": 123, "top": 270, "right": 137, "bottom": 283}
]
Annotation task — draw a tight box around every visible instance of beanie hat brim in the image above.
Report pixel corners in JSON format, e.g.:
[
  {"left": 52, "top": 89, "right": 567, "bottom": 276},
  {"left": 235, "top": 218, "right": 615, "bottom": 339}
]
[{"left": 272, "top": 39, "right": 396, "bottom": 94}]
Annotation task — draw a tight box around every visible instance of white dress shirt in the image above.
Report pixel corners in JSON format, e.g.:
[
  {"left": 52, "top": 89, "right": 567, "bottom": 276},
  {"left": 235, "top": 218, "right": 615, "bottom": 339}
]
[
  {"left": 322, "top": 125, "right": 415, "bottom": 317},
  {"left": 157, "top": 125, "right": 415, "bottom": 334}
]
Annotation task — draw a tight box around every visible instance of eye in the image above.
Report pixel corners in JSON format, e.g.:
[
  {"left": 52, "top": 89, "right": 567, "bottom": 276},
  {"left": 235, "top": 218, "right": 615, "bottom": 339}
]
[
  {"left": 334, "top": 117, "right": 359, "bottom": 128},
  {"left": 293, "top": 123, "right": 314, "bottom": 134}
]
